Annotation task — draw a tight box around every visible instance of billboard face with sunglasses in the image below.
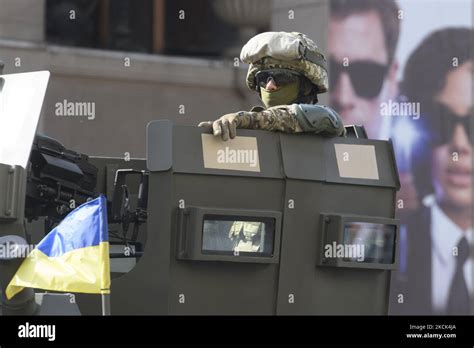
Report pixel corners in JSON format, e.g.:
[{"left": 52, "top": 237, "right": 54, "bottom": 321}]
[
  {"left": 428, "top": 62, "right": 472, "bottom": 212},
  {"left": 328, "top": 0, "right": 399, "bottom": 140},
  {"left": 329, "top": 0, "right": 472, "bottom": 315},
  {"left": 390, "top": 29, "right": 472, "bottom": 315}
]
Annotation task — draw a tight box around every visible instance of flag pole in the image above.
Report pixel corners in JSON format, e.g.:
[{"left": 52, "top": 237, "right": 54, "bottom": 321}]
[{"left": 101, "top": 291, "right": 111, "bottom": 316}]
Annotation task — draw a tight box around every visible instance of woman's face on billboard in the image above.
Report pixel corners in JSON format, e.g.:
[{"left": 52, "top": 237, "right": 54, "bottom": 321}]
[{"left": 431, "top": 61, "right": 472, "bottom": 209}]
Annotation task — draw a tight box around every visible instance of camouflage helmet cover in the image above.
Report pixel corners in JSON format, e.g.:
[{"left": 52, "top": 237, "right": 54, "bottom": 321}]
[{"left": 240, "top": 31, "right": 328, "bottom": 94}]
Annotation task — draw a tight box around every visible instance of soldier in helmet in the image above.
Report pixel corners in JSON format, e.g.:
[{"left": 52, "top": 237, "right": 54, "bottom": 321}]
[{"left": 198, "top": 31, "right": 346, "bottom": 140}]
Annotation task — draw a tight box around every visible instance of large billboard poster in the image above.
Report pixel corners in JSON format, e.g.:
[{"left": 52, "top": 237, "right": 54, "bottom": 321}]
[{"left": 329, "top": 0, "right": 473, "bottom": 315}]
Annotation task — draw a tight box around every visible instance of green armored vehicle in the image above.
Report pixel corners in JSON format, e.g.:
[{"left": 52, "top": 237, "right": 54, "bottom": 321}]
[{"left": 0, "top": 33, "right": 400, "bottom": 315}]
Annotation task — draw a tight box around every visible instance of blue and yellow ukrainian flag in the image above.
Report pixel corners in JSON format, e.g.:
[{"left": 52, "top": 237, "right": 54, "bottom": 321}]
[{"left": 6, "top": 195, "right": 110, "bottom": 300}]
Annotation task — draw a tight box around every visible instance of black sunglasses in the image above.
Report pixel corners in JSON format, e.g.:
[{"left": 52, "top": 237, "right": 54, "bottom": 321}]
[
  {"left": 422, "top": 102, "right": 472, "bottom": 145},
  {"left": 329, "top": 58, "right": 389, "bottom": 99},
  {"left": 255, "top": 69, "right": 301, "bottom": 90}
]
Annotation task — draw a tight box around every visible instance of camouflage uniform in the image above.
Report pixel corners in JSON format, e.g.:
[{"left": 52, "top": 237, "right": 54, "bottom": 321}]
[
  {"left": 235, "top": 104, "right": 344, "bottom": 137},
  {"left": 199, "top": 32, "right": 345, "bottom": 139}
]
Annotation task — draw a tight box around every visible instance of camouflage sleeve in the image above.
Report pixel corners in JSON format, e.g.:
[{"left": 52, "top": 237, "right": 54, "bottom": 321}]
[
  {"left": 237, "top": 106, "right": 302, "bottom": 133},
  {"left": 237, "top": 104, "right": 346, "bottom": 137}
]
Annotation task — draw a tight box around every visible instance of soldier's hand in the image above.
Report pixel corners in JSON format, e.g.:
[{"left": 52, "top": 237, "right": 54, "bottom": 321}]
[{"left": 198, "top": 112, "right": 242, "bottom": 141}]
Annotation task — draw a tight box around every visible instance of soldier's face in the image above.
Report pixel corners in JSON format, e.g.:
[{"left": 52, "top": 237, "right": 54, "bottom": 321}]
[
  {"left": 329, "top": 11, "right": 398, "bottom": 139},
  {"left": 431, "top": 62, "right": 472, "bottom": 209}
]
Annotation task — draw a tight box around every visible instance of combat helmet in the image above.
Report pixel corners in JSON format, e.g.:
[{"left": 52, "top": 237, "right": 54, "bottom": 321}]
[{"left": 240, "top": 32, "right": 328, "bottom": 95}]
